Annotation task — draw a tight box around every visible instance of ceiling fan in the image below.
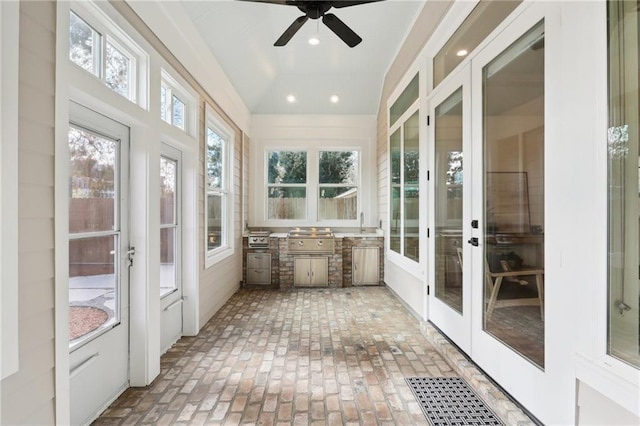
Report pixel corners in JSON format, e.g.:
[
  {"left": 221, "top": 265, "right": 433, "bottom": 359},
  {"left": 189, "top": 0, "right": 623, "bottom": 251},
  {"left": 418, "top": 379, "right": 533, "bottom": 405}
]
[{"left": 238, "top": 1, "right": 384, "bottom": 47}]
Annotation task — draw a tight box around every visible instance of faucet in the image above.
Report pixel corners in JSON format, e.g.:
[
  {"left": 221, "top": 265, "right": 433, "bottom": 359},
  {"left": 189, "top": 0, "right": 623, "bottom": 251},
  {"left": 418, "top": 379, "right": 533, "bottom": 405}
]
[{"left": 360, "top": 212, "right": 365, "bottom": 233}]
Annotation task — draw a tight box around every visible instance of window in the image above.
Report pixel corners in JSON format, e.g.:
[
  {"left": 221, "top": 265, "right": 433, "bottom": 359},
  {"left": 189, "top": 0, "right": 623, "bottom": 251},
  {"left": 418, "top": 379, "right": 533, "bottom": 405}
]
[
  {"left": 318, "top": 151, "right": 359, "bottom": 220},
  {"left": 390, "top": 74, "right": 419, "bottom": 127},
  {"left": 205, "top": 107, "right": 233, "bottom": 265},
  {"left": 68, "top": 8, "right": 142, "bottom": 103},
  {"left": 389, "top": 74, "right": 420, "bottom": 263},
  {"left": 607, "top": 0, "right": 640, "bottom": 369},
  {"left": 69, "top": 11, "right": 101, "bottom": 76},
  {"left": 160, "top": 70, "right": 191, "bottom": 132},
  {"left": 433, "top": 1, "right": 520, "bottom": 88},
  {"left": 267, "top": 150, "right": 307, "bottom": 220},
  {"left": 68, "top": 125, "right": 121, "bottom": 348}
]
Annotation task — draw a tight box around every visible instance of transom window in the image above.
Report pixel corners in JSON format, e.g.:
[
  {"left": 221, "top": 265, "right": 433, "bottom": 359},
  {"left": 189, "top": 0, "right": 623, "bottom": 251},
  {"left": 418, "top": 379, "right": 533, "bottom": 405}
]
[
  {"left": 160, "top": 71, "right": 191, "bottom": 132},
  {"left": 69, "top": 9, "right": 141, "bottom": 103}
]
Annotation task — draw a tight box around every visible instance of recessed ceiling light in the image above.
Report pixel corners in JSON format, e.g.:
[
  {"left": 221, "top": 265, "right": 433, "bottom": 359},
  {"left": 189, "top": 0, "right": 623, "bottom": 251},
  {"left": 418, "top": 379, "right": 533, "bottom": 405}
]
[
  {"left": 456, "top": 49, "right": 468, "bottom": 57},
  {"left": 286, "top": 94, "right": 296, "bottom": 103},
  {"left": 330, "top": 94, "right": 340, "bottom": 104},
  {"left": 308, "top": 36, "right": 320, "bottom": 46}
]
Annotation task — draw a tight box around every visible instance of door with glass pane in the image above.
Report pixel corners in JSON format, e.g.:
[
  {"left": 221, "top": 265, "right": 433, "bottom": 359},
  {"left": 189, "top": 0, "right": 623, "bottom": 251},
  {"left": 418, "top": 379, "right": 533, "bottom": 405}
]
[
  {"left": 469, "top": 5, "right": 555, "bottom": 419},
  {"left": 160, "top": 144, "right": 182, "bottom": 352},
  {"left": 428, "top": 69, "right": 471, "bottom": 353},
  {"left": 68, "top": 103, "right": 130, "bottom": 425}
]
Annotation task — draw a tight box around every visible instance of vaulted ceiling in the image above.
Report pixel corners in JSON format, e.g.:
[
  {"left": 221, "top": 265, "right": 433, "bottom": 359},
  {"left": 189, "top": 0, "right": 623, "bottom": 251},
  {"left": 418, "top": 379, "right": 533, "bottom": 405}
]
[{"left": 179, "top": 1, "right": 425, "bottom": 115}]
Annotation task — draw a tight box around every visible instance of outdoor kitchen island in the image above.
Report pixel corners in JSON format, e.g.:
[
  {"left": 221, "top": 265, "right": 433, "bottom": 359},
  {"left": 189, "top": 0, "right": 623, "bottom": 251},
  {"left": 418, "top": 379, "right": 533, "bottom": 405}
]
[{"left": 242, "top": 228, "right": 384, "bottom": 288}]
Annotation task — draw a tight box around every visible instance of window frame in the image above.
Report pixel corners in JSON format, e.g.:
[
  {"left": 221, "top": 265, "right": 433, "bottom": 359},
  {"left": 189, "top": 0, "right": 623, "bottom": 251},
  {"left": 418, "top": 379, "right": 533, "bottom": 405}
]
[
  {"left": 266, "top": 149, "right": 309, "bottom": 221},
  {"left": 204, "top": 104, "right": 234, "bottom": 268},
  {"left": 68, "top": 1, "right": 147, "bottom": 107},
  {"left": 387, "top": 97, "right": 421, "bottom": 267},
  {"left": 160, "top": 69, "right": 195, "bottom": 135},
  {"left": 317, "top": 150, "right": 360, "bottom": 221}
]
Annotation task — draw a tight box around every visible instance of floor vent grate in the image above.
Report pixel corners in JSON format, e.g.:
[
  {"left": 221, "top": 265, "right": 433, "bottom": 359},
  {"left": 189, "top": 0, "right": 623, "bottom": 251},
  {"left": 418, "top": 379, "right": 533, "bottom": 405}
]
[{"left": 405, "top": 377, "right": 503, "bottom": 426}]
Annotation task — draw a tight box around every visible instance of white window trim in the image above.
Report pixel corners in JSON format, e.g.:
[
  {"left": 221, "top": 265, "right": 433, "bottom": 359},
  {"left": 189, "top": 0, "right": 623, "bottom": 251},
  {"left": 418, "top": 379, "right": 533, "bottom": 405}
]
[
  {"left": 0, "top": 0, "right": 20, "bottom": 381},
  {"left": 69, "top": 0, "right": 148, "bottom": 108},
  {"left": 205, "top": 104, "right": 234, "bottom": 268}
]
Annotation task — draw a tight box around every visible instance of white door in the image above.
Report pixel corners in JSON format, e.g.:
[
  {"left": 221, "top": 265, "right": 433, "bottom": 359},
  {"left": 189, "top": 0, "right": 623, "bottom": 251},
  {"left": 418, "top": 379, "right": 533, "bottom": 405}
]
[
  {"left": 160, "top": 144, "right": 183, "bottom": 353},
  {"left": 68, "top": 103, "right": 130, "bottom": 425},
  {"left": 469, "top": 3, "right": 566, "bottom": 422},
  {"left": 428, "top": 67, "right": 472, "bottom": 353}
]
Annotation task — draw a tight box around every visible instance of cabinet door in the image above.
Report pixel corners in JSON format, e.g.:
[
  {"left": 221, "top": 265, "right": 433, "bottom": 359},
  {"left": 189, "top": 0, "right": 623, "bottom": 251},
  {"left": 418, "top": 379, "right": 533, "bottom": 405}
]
[
  {"left": 294, "top": 258, "right": 311, "bottom": 286},
  {"left": 353, "top": 247, "right": 380, "bottom": 285},
  {"left": 309, "top": 257, "right": 328, "bottom": 286}
]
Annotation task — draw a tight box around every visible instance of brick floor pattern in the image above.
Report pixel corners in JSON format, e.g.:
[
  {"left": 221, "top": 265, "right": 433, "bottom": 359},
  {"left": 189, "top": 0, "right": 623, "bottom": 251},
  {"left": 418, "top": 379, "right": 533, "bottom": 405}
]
[{"left": 94, "top": 287, "right": 459, "bottom": 425}]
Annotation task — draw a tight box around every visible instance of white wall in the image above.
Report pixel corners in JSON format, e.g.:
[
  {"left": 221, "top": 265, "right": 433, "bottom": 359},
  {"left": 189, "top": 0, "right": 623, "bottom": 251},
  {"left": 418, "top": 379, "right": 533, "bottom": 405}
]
[
  {"left": 249, "top": 115, "right": 377, "bottom": 229},
  {"left": 1, "top": 2, "right": 57, "bottom": 424},
  {"left": 578, "top": 381, "right": 640, "bottom": 425}
]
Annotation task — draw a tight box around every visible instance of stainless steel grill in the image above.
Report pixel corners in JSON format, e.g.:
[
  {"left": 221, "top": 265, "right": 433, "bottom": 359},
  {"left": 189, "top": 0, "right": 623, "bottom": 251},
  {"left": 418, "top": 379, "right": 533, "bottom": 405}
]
[
  {"left": 287, "top": 228, "right": 334, "bottom": 254},
  {"left": 248, "top": 230, "right": 271, "bottom": 248}
]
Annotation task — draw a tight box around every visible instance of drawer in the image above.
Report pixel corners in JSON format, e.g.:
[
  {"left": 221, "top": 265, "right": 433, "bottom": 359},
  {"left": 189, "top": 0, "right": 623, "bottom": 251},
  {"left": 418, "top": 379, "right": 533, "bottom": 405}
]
[
  {"left": 247, "top": 253, "right": 271, "bottom": 269},
  {"left": 247, "top": 268, "right": 270, "bottom": 284}
]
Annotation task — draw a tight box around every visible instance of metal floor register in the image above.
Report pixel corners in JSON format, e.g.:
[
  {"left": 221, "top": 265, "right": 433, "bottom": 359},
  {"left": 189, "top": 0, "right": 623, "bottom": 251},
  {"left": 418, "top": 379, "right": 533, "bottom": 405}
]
[{"left": 405, "top": 377, "right": 503, "bottom": 426}]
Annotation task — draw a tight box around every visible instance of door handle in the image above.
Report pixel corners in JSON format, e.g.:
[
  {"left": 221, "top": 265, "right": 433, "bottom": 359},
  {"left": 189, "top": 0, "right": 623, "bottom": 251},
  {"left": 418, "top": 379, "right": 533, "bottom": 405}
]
[{"left": 468, "top": 237, "right": 479, "bottom": 246}]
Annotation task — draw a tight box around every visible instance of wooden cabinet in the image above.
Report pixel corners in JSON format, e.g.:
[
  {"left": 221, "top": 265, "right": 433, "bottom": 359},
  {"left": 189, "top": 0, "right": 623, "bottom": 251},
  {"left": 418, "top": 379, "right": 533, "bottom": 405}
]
[
  {"left": 246, "top": 253, "right": 271, "bottom": 285},
  {"left": 352, "top": 247, "right": 380, "bottom": 285},
  {"left": 294, "top": 257, "right": 328, "bottom": 287}
]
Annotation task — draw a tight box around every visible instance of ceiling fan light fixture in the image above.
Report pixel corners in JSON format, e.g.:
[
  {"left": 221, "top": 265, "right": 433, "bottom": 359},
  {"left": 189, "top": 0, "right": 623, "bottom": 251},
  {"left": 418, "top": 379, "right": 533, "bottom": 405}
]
[
  {"left": 286, "top": 94, "right": 296, "bottom": 103},
  {"left": 308, "top": 35, "right": 320, "bottom": 45},
  {"left": 330, "top": 94, "right": 340, "bottom": 103}
]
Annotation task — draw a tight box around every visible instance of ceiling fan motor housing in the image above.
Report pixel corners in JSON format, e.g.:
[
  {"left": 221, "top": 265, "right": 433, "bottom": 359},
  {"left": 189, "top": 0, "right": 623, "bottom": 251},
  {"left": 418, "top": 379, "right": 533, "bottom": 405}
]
[{"left": 298, "top": 2, "right": 332, "bottom": 19}]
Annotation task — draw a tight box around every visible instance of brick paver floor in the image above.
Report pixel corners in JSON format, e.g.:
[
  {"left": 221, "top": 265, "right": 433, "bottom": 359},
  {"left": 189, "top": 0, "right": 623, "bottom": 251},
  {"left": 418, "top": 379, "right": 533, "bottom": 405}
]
[{"left": 94, "top": 287, "right": 460, "bottom": 425}]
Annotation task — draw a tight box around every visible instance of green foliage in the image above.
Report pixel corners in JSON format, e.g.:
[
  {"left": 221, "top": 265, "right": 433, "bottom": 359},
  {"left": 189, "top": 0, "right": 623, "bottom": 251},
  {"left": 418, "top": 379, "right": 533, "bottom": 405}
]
[
  {"left": 268, "top": 151, "right": 307, "bottom": 184},
  {"left": 319, "top": 151, "right": 357, "bottom": 184}
]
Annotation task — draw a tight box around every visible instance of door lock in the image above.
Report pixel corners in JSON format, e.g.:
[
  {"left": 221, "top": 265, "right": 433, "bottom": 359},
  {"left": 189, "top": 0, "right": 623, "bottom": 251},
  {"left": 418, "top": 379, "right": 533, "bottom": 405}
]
[
  {"left": 468, "top": 237, "right": 479, "bottom": 246},
  {"left": 127, "top": 246, "right": 136, "bottom": 267}
]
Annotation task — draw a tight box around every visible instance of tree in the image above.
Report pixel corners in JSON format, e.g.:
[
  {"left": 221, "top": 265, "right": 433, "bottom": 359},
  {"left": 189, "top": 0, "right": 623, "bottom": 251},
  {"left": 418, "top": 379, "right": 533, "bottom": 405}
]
[{"left": 69, "top": 128, "right": 116, "bottom": 199}]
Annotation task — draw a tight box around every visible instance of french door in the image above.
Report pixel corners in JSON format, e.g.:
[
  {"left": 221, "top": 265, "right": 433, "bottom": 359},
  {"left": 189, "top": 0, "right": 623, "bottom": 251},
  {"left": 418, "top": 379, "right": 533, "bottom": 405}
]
[
  {"left": 160, "top": 144, "right": 183, "bottom": 352},
  {"left": 68, "top": 102, "right": 130, "bottom": 425},
  {"left": 428, "top": 67, "right": 472, "bottom": 353},
  {"left": 429, "top": 3, "right": 570, "bottom": 422}
]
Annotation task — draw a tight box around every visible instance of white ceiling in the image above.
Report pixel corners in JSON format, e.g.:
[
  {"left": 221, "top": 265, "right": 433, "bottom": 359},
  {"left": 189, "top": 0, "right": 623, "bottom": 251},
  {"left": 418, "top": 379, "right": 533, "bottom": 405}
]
[{"left": 179, "top": 0, "right": 425, "bottom": 115}]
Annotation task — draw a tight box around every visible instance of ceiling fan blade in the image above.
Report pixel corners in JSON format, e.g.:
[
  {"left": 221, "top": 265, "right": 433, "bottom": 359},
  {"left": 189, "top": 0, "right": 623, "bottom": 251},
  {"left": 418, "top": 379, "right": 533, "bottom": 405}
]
[
  {"left": 235, "top": 0, "right": 297, "bottom": 5},
  {"left": 274, "top": 15, "right": 309, "bottom": 46},
  {"left": 322, "top": 13, "right": 362, "bottom": 47},
  {"left": 329, "top": 0, "right": 384, "bottom": 8}
]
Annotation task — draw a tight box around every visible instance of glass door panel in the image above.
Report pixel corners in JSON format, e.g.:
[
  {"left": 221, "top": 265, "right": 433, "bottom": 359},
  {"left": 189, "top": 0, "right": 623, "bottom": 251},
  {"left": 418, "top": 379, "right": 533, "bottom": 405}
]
[
  {"left": 68, "top": 126, "right": 121, "bottom": 349},
  {"left": 160, "top": 144, "right": 183, "bottom": 353},
  {"left": 482, "top": 21, "right": 545, "bottom": 368},
  {"left": 434, "top": 88, "right": 464, "bottom": 313},
  {"left": 390, "top": 128, "right": 402, "bottom": 254},
  {"left": 404, "top": 111, "right": 420, "bottom": 262},
  {"left": 160, "top": 156, "right": 178, "bottom": 297}
]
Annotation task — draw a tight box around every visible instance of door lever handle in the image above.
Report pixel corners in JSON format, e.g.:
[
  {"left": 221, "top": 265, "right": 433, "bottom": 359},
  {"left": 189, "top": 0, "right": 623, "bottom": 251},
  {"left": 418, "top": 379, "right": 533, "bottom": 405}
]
[{"left": 468, "top": 238, "right": 479, "bottom": 246}]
